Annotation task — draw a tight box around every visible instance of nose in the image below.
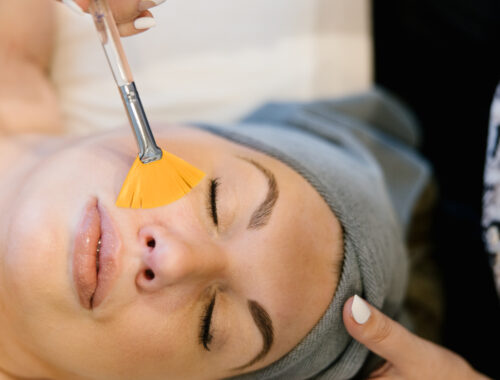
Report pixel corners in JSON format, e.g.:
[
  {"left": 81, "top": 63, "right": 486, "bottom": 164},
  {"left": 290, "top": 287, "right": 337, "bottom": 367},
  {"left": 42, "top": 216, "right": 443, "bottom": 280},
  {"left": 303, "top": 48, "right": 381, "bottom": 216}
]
[{"left": 135, "top": 225, "right": 226, "bottom": 292}]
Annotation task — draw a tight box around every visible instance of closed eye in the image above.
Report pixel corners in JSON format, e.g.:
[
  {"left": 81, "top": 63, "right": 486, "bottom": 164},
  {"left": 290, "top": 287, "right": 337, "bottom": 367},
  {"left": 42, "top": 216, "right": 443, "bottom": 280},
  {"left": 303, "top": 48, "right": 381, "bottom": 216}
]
[
  {"left": 199, "top": 294, "right": 217, "bottom": 351},
  {"left": 209, "top": 178, "right": 220, "bottom": 226}
]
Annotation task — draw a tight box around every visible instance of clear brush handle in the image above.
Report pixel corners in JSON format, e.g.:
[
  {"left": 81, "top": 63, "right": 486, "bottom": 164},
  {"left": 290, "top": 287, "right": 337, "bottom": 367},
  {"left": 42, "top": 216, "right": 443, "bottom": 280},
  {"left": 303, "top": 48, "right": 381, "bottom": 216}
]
[{"left": 89, "top": 0, "right": 162, "bottom": 163}]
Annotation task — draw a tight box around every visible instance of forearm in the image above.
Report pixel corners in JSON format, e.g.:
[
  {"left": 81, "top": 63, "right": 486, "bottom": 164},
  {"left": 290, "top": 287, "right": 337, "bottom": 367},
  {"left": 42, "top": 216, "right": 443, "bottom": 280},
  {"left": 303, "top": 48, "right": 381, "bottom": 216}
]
[{"left": 0, "top": 0, "right": 62, "bottom": 135}]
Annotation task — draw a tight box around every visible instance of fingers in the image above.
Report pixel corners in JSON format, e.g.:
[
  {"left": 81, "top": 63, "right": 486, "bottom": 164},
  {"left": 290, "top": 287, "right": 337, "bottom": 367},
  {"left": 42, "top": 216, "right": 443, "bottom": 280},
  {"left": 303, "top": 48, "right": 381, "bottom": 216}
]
[
  {"left": 343, "top": 295, "right": 428, "bottom": 370},
  {"left": 117, "top": 11, "right": 155, "bottom": 37},
  {"left": 59, "top": 0, "right": 163, "bottom": 36}
]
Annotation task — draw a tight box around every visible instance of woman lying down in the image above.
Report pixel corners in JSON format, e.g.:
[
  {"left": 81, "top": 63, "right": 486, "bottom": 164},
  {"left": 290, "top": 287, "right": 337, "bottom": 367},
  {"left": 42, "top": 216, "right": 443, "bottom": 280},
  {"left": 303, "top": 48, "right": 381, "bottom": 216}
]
[{"left": 0, "top": 89, "right": 433, "bottom": 380}]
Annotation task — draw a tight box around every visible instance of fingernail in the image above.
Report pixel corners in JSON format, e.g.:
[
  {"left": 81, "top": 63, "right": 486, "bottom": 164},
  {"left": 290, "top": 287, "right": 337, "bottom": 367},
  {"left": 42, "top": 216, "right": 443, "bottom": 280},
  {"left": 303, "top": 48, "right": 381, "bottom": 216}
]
[
  {"left": 352, "top": 295, "right": 371, "bottom": 324},
  {"left": 134, "top": 17, "right": 157, "bottom": 30},
  {"left": 139, "top": 0, "right": 166, "bottom": 11},
  {"left": 62, "top": 0, "right": 85, "bottom": 15}
]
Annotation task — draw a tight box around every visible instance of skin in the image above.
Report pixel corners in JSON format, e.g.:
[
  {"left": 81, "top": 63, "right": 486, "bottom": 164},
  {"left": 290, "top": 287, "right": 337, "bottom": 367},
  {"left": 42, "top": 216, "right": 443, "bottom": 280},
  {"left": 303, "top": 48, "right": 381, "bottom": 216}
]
[
  {"left": 1, "top": 1, "right": 492, "bottom": 379},
  {"left": 0, "top": 126, "right": 343, "bottom": 379},
  {"left": 0, "top": 0, "right": 60, "bottom": 135}
]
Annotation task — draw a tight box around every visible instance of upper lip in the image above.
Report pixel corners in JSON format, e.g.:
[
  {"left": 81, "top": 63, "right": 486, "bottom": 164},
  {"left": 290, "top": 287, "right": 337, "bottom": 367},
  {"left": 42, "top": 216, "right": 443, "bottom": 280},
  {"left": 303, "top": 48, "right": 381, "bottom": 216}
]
[{"left": 73, "top": 199, "right": 121, "bottom": 310}]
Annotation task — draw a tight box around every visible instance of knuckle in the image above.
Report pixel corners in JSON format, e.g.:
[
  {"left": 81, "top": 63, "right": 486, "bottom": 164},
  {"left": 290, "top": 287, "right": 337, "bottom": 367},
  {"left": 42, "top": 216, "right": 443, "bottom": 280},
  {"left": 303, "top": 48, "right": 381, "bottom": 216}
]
[{"left": 367, "top": 316, "right": 392, "bottom": 344}]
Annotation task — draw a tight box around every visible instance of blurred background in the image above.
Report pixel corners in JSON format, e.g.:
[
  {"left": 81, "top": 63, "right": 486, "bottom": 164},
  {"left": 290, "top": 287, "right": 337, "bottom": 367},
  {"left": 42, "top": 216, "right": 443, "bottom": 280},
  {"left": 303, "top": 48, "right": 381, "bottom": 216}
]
[{"left": 373, "top": 1, "right": 500, "bottom": 378}]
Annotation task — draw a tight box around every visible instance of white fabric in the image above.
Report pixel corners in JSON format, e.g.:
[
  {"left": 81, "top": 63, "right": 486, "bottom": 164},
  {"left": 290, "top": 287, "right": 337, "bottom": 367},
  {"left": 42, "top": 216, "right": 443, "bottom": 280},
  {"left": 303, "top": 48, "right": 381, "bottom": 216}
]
[{"left": 51, "top": 0, "right": 373, "bottom": 134}]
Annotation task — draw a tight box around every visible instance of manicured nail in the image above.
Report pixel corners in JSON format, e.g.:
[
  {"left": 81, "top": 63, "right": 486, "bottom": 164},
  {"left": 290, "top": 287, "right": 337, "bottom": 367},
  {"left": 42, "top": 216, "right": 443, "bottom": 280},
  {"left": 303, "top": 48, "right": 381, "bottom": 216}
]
[
  {"left": 352, "top": 295, "right": 371, "bottom": 324},
  {"left": 62, "top": 0, "right": 85, "bottom": 15},
  {"left": 139, "top": 0, "right": 166, "bottom": 11},
  {"left": 134, "top": 17, "right": 156, "bottom": 30}
]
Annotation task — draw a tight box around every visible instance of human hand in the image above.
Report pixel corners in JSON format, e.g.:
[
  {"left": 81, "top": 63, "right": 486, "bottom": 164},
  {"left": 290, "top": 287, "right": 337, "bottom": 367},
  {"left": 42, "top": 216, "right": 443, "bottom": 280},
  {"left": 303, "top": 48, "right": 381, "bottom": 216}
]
[
  {"left": 58, "top": 0, "right": 166, "bottom": 36},
  {"left": 343, "top": 295, "right": 491, "bottom": 380}
]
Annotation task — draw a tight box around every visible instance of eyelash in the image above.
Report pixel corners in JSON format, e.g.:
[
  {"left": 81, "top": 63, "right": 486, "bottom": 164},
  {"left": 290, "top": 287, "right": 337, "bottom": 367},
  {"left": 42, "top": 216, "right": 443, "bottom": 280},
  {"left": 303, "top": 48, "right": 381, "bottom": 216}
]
[
  {"left": 209, "top": 178, "right": 220, "bottom": 226},
  {"left": 199, "top": 179, "right": 219, "bottom": 351},
  {"left": 199, "top": 294, "right": 217, "bottom": 351}
]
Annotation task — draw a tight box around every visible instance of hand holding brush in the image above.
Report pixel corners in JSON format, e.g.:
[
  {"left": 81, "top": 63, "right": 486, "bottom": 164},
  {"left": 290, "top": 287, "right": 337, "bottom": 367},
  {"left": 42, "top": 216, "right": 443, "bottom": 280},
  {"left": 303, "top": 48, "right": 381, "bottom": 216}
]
[{"left": 88, "top": 0, "right": 205, "bottom": 209}]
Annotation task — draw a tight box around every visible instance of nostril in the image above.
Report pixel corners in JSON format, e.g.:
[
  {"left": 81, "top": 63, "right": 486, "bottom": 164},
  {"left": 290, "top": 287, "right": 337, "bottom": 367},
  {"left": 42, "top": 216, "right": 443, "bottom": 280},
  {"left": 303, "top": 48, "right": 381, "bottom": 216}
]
[
  {"left": 146, "top": 238, "right": 156, "bottom": 248},
  {"left": 144, "top": 268, "right": 155, "bottom": 280}
]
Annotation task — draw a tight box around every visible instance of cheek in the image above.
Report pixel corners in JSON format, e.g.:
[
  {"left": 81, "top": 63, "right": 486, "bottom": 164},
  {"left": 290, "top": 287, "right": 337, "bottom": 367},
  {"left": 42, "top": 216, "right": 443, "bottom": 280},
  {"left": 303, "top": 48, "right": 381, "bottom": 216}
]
[
  {"left": 31, "top": 149, "right": 127, "bottom": 205},
  {"left": 4, "top": 197, "right": 72, "bottom": 315},
  {"left": 2, "top": 155, "right": 98, "bottom": 310},
  {"left": 80, "top": 304, "right": 206, "bottom": 379},
  {"left": 1, "top": 147, "right": 134, "bottom": 314},
  {"left": 2, "top": 300, "right": 200, "bottom": 380}
]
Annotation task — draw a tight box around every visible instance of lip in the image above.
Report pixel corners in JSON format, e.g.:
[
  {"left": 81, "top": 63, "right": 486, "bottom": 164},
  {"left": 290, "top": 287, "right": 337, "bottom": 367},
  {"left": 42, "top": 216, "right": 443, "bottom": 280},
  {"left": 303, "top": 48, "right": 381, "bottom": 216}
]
[{"left": 73, "top": 198, "right": 121, "bottom": 310}]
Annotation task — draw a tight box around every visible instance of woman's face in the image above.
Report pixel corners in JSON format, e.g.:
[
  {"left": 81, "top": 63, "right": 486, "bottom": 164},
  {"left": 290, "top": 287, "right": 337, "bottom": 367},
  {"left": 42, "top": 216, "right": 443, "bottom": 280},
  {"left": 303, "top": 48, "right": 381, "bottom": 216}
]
[{"left": 0, "top": 126, "right": 342, "bottom": 380}]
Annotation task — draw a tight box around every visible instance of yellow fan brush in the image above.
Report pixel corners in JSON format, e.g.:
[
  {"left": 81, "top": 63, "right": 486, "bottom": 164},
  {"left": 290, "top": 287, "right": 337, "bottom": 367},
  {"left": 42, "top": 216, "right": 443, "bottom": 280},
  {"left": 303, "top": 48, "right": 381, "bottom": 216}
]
[{"left": 89, "top": 0, "right": 205, "bottom": 209}]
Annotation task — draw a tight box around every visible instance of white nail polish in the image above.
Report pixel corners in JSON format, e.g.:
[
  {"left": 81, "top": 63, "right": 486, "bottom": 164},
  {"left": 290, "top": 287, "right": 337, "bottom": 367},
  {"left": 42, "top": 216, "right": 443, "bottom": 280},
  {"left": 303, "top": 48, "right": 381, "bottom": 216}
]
[
  {"left": 352, "top": 295, "right": 371, "bottom": 324},
  {"left": 62, "top": 0, "right": 84, "bottom": 15},
  {"left": 151, "top": 0, "right": 167, "bottom": 5},
  {"left": 134, "top": 17, "right": 157, "bottom": 30}
]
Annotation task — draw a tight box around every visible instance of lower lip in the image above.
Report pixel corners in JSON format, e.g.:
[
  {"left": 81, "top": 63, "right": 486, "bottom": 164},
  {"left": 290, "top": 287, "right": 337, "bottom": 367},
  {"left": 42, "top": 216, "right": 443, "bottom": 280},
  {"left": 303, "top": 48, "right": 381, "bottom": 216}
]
[{"left": 73, "top": 199, "right": 121, "bottom": 310}]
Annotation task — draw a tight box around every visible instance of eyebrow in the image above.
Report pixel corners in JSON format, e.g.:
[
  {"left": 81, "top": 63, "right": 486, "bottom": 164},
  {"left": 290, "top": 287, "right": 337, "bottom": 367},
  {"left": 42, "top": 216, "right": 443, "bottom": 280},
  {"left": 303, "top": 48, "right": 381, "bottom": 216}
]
[
  {"left": 238, "top": 158, "right": 279, "bottom": 230},
  {"left": 234, "top": 300, "right": 275, "bottom": 371}
]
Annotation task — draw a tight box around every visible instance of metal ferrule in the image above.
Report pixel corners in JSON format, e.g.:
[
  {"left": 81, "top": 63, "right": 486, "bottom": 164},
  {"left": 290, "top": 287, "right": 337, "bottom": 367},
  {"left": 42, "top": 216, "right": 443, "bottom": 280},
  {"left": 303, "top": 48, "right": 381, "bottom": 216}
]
[{"left": 119, "top": 82, "right": 162, "bottom": 164}]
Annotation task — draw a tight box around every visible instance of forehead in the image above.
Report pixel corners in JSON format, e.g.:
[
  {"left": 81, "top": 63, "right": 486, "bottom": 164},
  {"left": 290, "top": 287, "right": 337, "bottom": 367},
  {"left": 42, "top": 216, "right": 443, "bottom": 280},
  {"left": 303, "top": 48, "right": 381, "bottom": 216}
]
[{"left": 230, "top": 146, "right": 344, "bottom": 366}]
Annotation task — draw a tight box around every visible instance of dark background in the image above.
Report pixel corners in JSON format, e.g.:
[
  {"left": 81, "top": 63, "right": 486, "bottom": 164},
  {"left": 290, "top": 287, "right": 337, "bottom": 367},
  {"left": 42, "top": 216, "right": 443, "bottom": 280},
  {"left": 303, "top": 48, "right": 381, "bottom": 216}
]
[{"left": 373, "top": 1, "right": 500, "bottom": 378}]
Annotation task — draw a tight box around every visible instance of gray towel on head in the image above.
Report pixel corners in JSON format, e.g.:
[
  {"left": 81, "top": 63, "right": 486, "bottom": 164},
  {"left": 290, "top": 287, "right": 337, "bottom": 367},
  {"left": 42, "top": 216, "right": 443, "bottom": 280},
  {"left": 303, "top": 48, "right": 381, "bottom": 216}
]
[{"left": 195, "top": 89, "right": 430, "bottom": 380}]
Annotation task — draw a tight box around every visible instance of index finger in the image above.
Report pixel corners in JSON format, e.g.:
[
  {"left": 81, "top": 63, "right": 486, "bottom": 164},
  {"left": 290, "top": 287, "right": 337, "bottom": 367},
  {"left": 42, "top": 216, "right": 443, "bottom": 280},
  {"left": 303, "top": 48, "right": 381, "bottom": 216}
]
[
  {"left": 343, "top": 295, "right": 429, "bottom": 369},
  {"left": 63, "top": 0, "right": 138, "bottom": 22},
  {"left": 61, "top": 0, "right": 164, "bottom": 21}
]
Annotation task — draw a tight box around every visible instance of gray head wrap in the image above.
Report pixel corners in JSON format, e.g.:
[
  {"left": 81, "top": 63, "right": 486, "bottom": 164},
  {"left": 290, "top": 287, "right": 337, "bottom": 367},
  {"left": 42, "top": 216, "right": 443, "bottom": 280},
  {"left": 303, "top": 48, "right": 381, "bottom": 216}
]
[{"left": 195, "top": 90, "right": 429, "bottom": 379}]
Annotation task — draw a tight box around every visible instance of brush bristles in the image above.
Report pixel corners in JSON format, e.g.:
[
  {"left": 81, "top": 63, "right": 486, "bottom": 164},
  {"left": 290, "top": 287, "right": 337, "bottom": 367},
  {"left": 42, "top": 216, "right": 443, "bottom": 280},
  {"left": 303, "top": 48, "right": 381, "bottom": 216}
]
[{"left": 116, "top": 149, "right": 206, "bottom": 209}]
